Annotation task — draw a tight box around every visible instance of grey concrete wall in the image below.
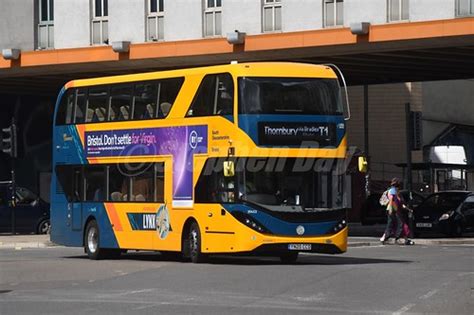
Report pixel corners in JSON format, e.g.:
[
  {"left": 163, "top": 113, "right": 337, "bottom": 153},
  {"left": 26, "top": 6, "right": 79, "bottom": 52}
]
[
  {"left": 0, "top": 0, "right": 35, "bottom": 51},
  {"left": 344, "top": 0, "right": 387, "bottom": 26},
  {"left": 55, "top": 0, "right": 91, "bottom": 48},
  {"left": 223, "top": 0, "right": 261, "bottom": 35},
  {"left": 283, "top": 0, "right": 322, "bottom": 32},
  {"left": 165, "top": 0, "right": 203, "bottom": 41},
  {"left": 109, "top": 0, "right": 146, "bottom": 43},
  {"left": 410, "top": 0, "right": 455, "bottom": 21}
]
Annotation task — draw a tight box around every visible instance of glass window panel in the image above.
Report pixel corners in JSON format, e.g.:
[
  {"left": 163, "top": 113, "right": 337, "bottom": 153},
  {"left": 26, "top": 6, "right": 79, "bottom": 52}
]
[
  {"left": 401, "top": 0, "right": 409, "bottom": 19},
  {"left": 131, "top": 164, "right": 154, "bottom": 202},
  {"left": 216, "top": 0, "right": 222, "bottom": 7},
  {"left": 325, "top": 1, "right": 335, "bottom": 27},
  {"left": 108, "top": 165, "right": 127, "bottom": 202},
  {"left": 48, "top": 25, "right": 54, "bottom": 48},
  {"left": 75, "top": 89, "right": 87, "bottom": 124},
  {"left": 215, "top": 12, "right": 222, "bottom": 35},
  {"left": 95, "top": 0, "right": 102, "bottom": 17},
  {"left": 471, "top": 0, "right": 474, "bottom": 14},
  {"left": 104, "top": 0, "right": 108, "bottom": 16},
  {"left": 158, "top": 16, "right": 164, "bottom": 40},
  {"left": 92, "top": 22, "right": 100, "bottom": 44},
  {"left": 458, "top": 0, "right": 469, "bottom": 15},
  {"left": 103, "top": 21, "right": 108, "bottom": 43},
  {"left": 390, "top": 0, "right": 400, "bottom": 21},
  {"left": 157, "top": 77, "right": 184, "bottom": 118},
  {"left": 148, "top": 17, "right": 157, "bottom": 40},
  {"left": 41, "top": 0, "right": 48, "bottom": 21},
  {"left": 49, "top": 0, "right": 54, "bottom": 20},
  {"left": 110, "top": 85, "right": 132, "bottom": 121},
  {"left": 133, "top": 82, "right": 158, "bottom": 119},
  {"left": 85, "top": 166, "right": 106, "bottom": 201},
  {"left": 159, "top": 0, "right": 164, "bottom": 12},
  {"left": 155, "top": 163, "right": 165, "bottom": 202},
  {"left": 336, "top": 0, "right": 343, "bottom": 25},
  {"left": 150, "top": 0, "right": 157, "bottom": 12},
  {"left": 264, "top": 7, "right": 273, "bottom": 31},
  {"left": 205, "top": 12, "right": 213, "bottom": 36},
  {"left": 39, "top": 26, "right": 48, "bottom": 48},
  {"left": 275, "top": 6, "right": 282, "bottom": 30},
  {"left": 87, "top": 87, "right": 109, "bottom": 123},
  {"left": 208, "top": 0, "right": 215, "bottom": 8}
]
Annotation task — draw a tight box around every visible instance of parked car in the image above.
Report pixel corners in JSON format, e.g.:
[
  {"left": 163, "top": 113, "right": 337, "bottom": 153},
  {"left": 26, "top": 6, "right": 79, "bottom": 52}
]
[
  {"left": 360, "top": 190, "right": 425, "bottom": 225},
  {"left": 414, "top": 191, "right": 474, "bottom": 236},
  {"left": 0, "top": 186, "right": 50, "bottom": 234}
]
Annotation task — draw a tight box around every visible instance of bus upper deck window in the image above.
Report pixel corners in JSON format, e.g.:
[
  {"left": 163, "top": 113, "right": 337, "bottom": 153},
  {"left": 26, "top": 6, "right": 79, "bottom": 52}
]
[
  {"left": 110, "top": 85, "right": 132, "bottom": 121},
  {"left": 186, "top": 73, "right": 234, "bottom": 119}
]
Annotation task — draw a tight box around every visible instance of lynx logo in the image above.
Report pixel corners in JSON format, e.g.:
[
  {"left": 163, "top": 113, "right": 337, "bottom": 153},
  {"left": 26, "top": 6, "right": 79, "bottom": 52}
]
[
  {"left": 143, "top": 214, "right": 156, "bottom": 230},
  {"left": 156, "top": 205, "right": 170, "bottom": 239},
  {"left": 189, "top": 130, "right": 203, "bottom": 150}
]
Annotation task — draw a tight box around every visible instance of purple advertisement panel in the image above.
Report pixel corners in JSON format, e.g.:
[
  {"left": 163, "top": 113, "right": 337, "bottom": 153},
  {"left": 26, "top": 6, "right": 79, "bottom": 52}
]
[{"left": 85, "top": 125, "right": 208, "bottom": 208}]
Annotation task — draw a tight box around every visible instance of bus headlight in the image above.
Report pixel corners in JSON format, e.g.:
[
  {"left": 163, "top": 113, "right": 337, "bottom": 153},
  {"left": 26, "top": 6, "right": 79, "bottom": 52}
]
[
  {"left": 232, "top": 211, "right": 270, "bottom": 234},
  {"left": 332, "top": 219, "right": 347, "bottom": 233}
]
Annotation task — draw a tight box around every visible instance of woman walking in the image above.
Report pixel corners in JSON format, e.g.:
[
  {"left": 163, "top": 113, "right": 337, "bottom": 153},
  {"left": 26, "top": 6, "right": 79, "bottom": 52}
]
[{"left": 380, "top": 178, "right": 404, "bottom": 244}]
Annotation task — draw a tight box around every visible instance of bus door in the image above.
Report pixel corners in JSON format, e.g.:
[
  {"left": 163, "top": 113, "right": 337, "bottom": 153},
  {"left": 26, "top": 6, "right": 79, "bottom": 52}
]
[
  {"left": 153, "top": 161, "right": 175, "bottom": 250},
  {"left": 69, "top": 167, "right": 83, "bottom": 231}
]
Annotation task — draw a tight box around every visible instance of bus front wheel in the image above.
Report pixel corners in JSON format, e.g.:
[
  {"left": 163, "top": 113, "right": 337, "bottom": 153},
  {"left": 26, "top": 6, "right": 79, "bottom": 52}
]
[
  {"left": 84, "top": 220, "right": 120, "bottom": 260},
  {"left": 187, "top": 222, "right": 207, "bottom": 263}
]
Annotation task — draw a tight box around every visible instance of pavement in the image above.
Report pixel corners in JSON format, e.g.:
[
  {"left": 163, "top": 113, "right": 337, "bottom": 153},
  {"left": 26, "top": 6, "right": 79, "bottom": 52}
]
[{"left": 1, "top": 224, "right": 473, "bottom": 250}]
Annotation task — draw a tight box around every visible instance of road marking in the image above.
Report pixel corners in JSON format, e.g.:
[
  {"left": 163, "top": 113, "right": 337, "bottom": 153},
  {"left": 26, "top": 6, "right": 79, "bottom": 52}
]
[
  {"left": 393, "top": 303, "right": 415, "bottom": 314},
  {"left": 419, "top": 289, "right": 438, "bottom": 299}
]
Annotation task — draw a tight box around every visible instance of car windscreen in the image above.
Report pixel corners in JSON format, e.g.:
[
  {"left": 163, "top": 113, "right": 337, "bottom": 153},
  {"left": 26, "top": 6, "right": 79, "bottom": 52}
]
[{"left": 419, "top": 193, "right": 468, "bottom": 214}]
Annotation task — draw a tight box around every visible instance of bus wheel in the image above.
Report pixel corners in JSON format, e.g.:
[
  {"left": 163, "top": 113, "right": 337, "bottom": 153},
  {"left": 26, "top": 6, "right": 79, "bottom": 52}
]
[
  {"left": 280, "top": 252, "right": 299, "bottom": 264},
  {"left": 84, "top": 220, "right": 120, "bottom": 260},
  {"left": 187, "top": 222, "right": 207, "bottom": 263}
]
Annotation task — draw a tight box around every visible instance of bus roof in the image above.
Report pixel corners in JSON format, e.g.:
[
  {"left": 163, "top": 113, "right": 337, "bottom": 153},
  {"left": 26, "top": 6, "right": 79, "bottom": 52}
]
[{"left": 64, "top": 62, "right": 338, "bottom": 89}]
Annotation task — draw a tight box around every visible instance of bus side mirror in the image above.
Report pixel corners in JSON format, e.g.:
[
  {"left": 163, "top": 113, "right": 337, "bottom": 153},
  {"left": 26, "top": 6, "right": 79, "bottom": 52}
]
[
  {"left": 358, "top": 156, "right": 368, "bottom": 173},
  {"left": 223, "top": 161, "right": 235, "bottom": 177}
]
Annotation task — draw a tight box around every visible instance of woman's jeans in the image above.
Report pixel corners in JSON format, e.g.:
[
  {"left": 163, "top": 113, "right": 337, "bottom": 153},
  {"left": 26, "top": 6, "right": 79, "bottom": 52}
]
[{"left": 384, "top": 211, "right": 403, "bottom": 239}]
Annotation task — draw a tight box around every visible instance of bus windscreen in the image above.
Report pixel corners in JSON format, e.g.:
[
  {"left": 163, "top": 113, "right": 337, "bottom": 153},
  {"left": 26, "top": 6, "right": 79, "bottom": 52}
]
[{"left": 238, "top": 77, "right": 343, "bottom": 115}]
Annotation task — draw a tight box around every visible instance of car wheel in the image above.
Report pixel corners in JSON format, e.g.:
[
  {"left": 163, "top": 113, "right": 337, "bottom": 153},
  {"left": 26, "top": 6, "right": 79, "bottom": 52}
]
[
  {"left": 280, "top": 252, "right": 299, "bottom": 264},
  {"left": 187, "top": 222, "right": 207, "bottom": 263},
  {"left": 84, "top": 220, "right": 120, "bottom": 260},
  {"left": 37, "top": 219, "right": 51, "bottom": 234}
]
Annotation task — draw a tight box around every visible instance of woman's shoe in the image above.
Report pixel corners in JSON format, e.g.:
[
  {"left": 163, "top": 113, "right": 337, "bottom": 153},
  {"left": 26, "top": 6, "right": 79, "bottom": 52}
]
[{"left": 405, "top": 239, "right": 415, "bottom": 245}]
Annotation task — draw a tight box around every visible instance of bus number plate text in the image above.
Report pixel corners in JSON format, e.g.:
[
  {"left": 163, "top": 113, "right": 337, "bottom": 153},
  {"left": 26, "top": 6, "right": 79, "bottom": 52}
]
[{"left": 288, "top": 244, "right": 312, "bottom": 251}]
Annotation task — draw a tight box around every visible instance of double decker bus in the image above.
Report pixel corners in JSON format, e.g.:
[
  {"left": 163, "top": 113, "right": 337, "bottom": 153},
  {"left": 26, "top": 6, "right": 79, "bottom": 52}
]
[{"left": 51, "top": 62, "right": 349, "bottom": 263}]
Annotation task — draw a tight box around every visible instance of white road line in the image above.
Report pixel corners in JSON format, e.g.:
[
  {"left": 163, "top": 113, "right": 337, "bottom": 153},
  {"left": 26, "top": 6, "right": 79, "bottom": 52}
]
[
  {"left": 393, "top": 303, "right": 416, "bottom": 315},
  {"left": 419, "top": 289, "right": 438, "bottom": 299}
]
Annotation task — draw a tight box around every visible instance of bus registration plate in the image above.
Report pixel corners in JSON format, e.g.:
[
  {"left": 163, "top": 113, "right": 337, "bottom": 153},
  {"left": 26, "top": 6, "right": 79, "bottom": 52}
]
[{"left": 288, "top": 244, "right": 312, "bottom": 251}]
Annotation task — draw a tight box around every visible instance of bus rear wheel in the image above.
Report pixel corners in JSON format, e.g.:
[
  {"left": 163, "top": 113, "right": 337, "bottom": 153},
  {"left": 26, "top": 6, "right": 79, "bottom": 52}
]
[
  {"left": 85, "top": 220, "right": 120, "bottom": 260},
  {"left": 280, "top": 252, "right": 299, "bottom": 264},
  {"left": 186, "top": 222, "right": 207, "bottom": 263}
]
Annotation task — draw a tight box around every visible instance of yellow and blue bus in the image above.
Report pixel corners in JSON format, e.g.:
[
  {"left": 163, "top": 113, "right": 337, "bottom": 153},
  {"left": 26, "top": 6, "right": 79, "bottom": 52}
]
[{"left": 51, "top": 62, "right": 349, "bottom": 263}]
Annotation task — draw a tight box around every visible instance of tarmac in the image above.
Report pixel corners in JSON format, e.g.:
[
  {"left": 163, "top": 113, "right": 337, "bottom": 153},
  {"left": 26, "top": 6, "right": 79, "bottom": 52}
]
[{"left": 0, "top": 224, "right": 473, "bottom": 250}]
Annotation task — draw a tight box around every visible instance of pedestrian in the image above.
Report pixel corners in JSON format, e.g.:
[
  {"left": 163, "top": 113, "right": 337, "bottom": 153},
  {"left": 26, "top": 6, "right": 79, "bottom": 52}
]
[{"left": 380, "top": 178, "right": 404, "bottom": 244}]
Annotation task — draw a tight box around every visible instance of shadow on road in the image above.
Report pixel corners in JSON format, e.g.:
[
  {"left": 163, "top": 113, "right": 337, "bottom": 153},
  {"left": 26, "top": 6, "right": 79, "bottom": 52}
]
[{"left": 65, "top": 252, "right": 412, "bottom": 266}]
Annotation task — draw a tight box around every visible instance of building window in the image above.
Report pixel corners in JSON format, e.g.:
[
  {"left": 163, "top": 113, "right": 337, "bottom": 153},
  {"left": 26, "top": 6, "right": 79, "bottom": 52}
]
[
  {"left": 387, "top": 0, "right": 409, "bottom": 22},
  {"left": 147, "top": 0, "right": 164, "bottom": 41},
  {"left": 323, "top": 0, "right": 343, "bottom": 28},
  {"left": 204, "top": 0, "right": 222, "bottom": 37},
  {"left": 38, "top": 0, "right": 54, "bottom": 49},
  {"left": 92, "top": 0, "right": 109, "bottom": 45},
  {"left": 263, "top": 0, "right": 282, "bottom": 32},
  {"left": 456, "top": 0, "right": 474, "bottom": 16}
]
